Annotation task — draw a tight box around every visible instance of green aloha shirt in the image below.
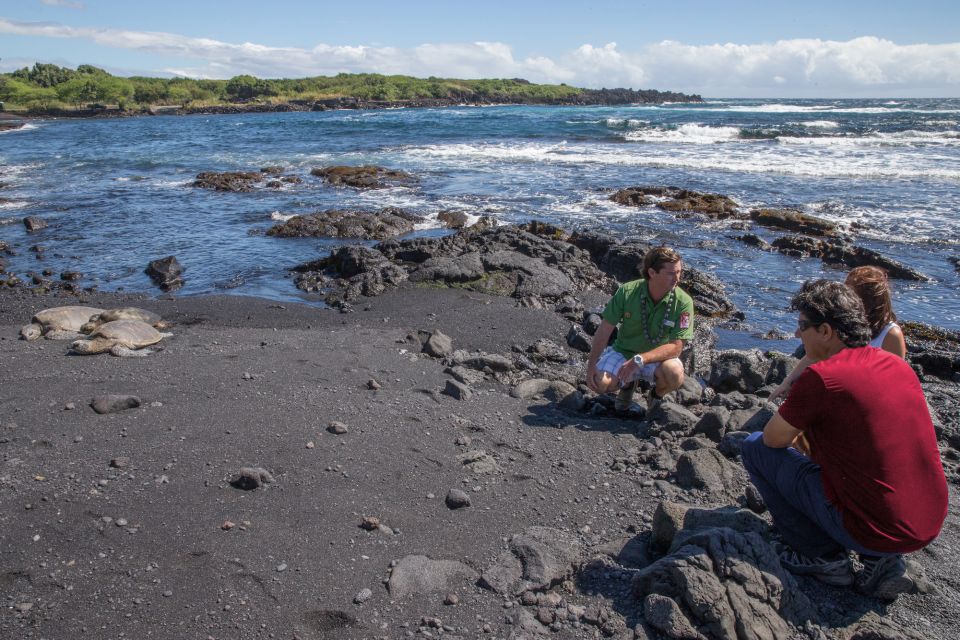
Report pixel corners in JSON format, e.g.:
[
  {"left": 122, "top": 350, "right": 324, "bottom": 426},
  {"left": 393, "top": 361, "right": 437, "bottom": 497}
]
[{"left": 601, "top": 279, "right": 694, "bottom": 358}]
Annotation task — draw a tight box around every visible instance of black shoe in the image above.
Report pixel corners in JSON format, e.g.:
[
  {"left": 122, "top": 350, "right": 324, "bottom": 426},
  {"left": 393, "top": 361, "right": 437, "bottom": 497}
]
[
  {"left": 856, "top": 555, "right": 915, "bottom": 600},
  {"left": 778, "top": 547, "right": 854, "bottom": 586},
  {"left": 615, "top": 381, "right": 637, "bottom": 412}
]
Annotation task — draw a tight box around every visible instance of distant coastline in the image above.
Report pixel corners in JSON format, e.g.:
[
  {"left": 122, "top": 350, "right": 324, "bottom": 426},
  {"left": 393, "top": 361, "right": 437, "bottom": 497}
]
[{"left": 0, "top": 63, "right": 702, "bottom": 119}]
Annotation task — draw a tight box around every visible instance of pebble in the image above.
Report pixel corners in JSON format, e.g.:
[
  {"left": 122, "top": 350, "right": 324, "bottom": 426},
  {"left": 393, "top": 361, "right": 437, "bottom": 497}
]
[
  {"left": 110, "top": 457, "right": 130, "bottom": 469},
  {"left": 115, "top": 518, "right": 128, "bottom": 527},
  {"left": 360, "top": 516, "right": 381, "bottom": 531},
  {"left": 162, "top": 590, "right": 173, "bottom": 597},
  {"left": 327, "top": 421, "right": 349, "bottom": 435},
  {"left": 444, "top": 594, "right": 460, "bottom": 605},
  {"left": 276, "top": 563, "right": 287, "bottom": 572},
  {"left": 445, "top": 489, "right": 471, "bottom": 509},
  {"left": 65, "top": 402, "right": 76, "bottom": 411},
  {"left": 221, "top": 520, "right": 236, "bottom": 531},
  {"left": 242, "top": 372, "right": 253, "bottom": 380},
  {"left": 354, "top": 588, "right": 373, "bottom": 604},
  {"left": 305, "top": 441, "right": 315, "bottom": 449},
  {"left": 367, "top": 379, "right": 381, "bottom": 390}
]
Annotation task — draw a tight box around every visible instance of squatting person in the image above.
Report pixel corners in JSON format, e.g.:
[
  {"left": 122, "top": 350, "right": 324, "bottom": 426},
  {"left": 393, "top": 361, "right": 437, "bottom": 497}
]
[
  {"left": 742, "top": 279, "right": 947, "bottom": 599},
  {"left": 586, "top": 246, "right": 694, "bottom": 410}
]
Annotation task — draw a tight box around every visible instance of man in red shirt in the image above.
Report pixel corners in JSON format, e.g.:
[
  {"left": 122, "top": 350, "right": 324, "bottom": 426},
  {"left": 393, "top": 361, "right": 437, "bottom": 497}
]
[{"left": 741, "top": 280, "right": 947, "bottom": 600}]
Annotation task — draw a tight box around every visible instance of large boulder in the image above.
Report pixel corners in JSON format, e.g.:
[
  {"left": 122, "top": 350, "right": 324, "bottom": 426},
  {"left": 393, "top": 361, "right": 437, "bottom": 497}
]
[
  {"left": 387, "top": 555, "right": 478, "bottom": 599},
  {"left": 479, "top": 527, "right": 584, "bottom": 595},
  {"left": 674, "top": 448, "right": 746, "bottom": 494},
  {"left": 633, "top": 528, "right": 815, "bottom": 640},
  {"left": 145, "top": 255, "right": 184, "bottom": 291},
  {"left": 708, "top": 350, "right": 774, "bottom": 394},
  {"left": 650, "top": 501, "right": 768, "bottom": 553}
]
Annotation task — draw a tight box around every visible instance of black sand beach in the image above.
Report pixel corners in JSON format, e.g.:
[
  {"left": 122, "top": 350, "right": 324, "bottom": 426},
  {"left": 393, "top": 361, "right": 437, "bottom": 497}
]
[{"left": 2, "top": 281, "right": 959, "bottom": 640}]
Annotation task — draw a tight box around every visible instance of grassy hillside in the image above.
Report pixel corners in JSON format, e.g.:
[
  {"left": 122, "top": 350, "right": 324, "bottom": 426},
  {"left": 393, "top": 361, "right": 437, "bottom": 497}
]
[{"left": 0, "top": 63, "right": 700, "bottom": 113}]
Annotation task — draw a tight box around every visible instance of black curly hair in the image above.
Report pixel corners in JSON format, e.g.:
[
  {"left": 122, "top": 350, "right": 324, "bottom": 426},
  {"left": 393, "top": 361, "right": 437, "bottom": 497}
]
[{"left": 791, "top": 279, "right": 872, "bottom": 348}]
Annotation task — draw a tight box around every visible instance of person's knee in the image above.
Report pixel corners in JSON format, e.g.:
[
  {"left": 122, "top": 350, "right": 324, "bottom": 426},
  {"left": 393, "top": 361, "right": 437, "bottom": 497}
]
[
  {"left": 593, "top": 371, "right": 619, "bottom": 394},
  {"left": 741, "top": 431, "right": 765, "bottom": 472},
  {"left": 656, "top": 359, "right": 685, "bottom": 392}
]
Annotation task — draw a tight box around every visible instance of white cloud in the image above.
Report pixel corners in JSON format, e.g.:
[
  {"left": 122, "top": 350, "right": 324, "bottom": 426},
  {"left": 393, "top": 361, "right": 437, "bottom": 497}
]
[
  {"left": 39, "top": 0, "right": 84, "bottom": 9},
  {"left": 2, "top": 18, "right": 959, "bottom": 97}
]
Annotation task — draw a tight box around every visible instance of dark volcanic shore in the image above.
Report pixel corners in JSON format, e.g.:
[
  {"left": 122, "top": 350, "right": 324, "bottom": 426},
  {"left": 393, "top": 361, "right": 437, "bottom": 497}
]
[{"left": 1, "top": 282, "right": 958, "bottom": 640}]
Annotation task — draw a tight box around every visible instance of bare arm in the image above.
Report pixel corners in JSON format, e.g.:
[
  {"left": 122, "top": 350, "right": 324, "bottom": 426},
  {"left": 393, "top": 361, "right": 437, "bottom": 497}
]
[
  {"left": 762, "top": 411, "right": 803, "bottom": 448},
  {"left": 769, "top": 354, "right": 814, "bottom": 402}
]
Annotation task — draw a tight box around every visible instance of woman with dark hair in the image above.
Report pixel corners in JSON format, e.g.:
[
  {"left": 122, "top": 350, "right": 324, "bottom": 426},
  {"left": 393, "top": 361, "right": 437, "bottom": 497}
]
[
  {"left": 770, "top": 266, "right": 906, "bottom": 402},
  {"left": 845, "top": 266, "right": 906, "bottom": 358}
]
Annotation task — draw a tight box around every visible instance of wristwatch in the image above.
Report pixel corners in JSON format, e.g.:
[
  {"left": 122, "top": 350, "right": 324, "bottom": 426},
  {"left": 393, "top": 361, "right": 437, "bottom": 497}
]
[{"left": 632, "top": 354, "right": 644, "bottom": 367}]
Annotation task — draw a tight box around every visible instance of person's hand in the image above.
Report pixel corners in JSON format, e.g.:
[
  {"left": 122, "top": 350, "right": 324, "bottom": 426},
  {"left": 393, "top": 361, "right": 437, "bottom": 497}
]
[
  {"left": 586, "top": 363, "right": 600, "bottom": 393},
  {"left": 616, "top": 359, "right": 638, "bottom": 384},
  {"left": 769, "top": 380, "right": 789, "bottom": 402}
]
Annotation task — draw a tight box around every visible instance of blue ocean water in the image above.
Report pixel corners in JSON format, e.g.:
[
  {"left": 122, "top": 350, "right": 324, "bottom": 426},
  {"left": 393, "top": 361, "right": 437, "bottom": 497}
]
[{"left": 1, "top": 99, "right": 958, "bottom": 347}]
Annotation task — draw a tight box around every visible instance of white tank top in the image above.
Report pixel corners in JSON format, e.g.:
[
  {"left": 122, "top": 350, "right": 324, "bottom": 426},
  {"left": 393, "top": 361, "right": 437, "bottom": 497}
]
[{"left": 869, "top": 322, "right": 898, "bottom": 348}]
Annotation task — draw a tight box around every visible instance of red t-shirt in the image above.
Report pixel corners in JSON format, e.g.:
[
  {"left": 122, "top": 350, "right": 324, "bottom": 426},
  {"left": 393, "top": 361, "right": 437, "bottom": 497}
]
[{"left": 779, "top": 347, "right": 948, "bottom": 553}]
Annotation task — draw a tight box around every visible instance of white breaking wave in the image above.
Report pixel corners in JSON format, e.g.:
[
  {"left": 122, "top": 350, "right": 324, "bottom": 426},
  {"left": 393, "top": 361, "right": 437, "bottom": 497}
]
[
  {"left": 270, "top": 211, "right": 298, "bottom": 222},
  {"left": 799, "top": 120, "right": 840, "bottom": 128},
  {"left": 400, "top": 141, "right": 960, "bottom": 182},
  {"left": 669, "top": 103, "right": 960, "bottom": 115},
  {"left": 0, "top": 122, "right": 39, "bottom": 134},
  {"left": 778, "top": 130, "right": 960, "bottom": 147},
  {"left": 0, "top": 200, "right": 28, "bottom": 211},
  {"left": 625, "top": 124, "right": 742, "bottom": 143}
]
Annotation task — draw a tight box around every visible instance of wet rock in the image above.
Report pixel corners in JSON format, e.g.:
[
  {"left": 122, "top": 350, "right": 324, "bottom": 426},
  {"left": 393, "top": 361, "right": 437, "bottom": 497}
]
[
  {"left": 611, "top": 186, "right": 741, "bottom": 219},
  {"left": 771, "top": 235, "right": 929, "bottom": 281},
  {"left": 736, "top": 233, "right": 773, "bottom": 250},
  {"left": 230, "top": 466, "right": 274, "bottom": 490},
  {"left": 674, "top": 448, "right": 744, "bottom": 492},
  {"left": 266, "top": 207, "right": 423, "bottom": 240},
  {"left": 311, "top": 165, "right": 414, "bottom": 189},
  {"left": 23, "top": 216, "right": 48, "bottom": 232},
  {"left": 192, "top": 171, "right": 263, "bottom": 192},
  {"left": 438, "top": 210, "right": 469, "bottom": 229},
  {"left": 91, "top": 395, "right": 141, "bottom": 415},
  {"left": 387, "top": 555, "right": 478, "bottom": 599},
  {"left": 749, "top": 208, "right": 839, "bottom": 236},
  {"left": 445, "top": 489, "right": 472, "bottom": 509},
  {"left": 650, "top": 501, "right": 768, "bottom": 553},
  {"left": 443, "top": 379, "right": 473, "bottom": 401},
  {"left": 680, "top": 269, "right": 741, "bottom": 319},
  {"left": 145, "top": 256, "right": 184, "bottom": 291},
  {"left": 902, "top": 321, "right": 960, "bottom": 382},
  {"left": 479, "top": 527, "right": 584, "bottom": 595},
  {"left": 423, "top": 330, "right": 454, "bottom": 358},
  {"left": 634, "top": 527, "right": 815, "bottom": 640}
]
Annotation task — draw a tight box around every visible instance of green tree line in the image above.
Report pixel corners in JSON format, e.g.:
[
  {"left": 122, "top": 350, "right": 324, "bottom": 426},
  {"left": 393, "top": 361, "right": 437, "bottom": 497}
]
[{"left": 0, "top": 63, "right": 586, "bottom": 111}]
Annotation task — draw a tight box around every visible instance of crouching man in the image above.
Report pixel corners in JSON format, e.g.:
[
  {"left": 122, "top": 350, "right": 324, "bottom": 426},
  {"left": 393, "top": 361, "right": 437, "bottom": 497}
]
[
  {"left": 586, "top": 246, "right": 694, "bottom": 410},
  {"left": 742, "top": 279, "right": 947, "bottom": 599}
]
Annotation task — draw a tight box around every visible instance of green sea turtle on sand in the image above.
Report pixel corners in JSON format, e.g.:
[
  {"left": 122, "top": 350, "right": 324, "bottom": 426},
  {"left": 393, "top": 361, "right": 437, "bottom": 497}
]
[
  {"left": 20, "top": 305, "right": 105, "bottom": 341},
  {"left": 80, "top": 307, "right": 169, "bottom": 333},
  {"left": 70, "top": 320, "right": 171, "bottom": 357}
]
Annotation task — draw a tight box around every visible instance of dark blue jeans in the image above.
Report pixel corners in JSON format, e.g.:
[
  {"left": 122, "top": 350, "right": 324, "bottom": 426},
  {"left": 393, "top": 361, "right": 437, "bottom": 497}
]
[{"left": 740, "top": 432, "right": 893, "bottom": 559}]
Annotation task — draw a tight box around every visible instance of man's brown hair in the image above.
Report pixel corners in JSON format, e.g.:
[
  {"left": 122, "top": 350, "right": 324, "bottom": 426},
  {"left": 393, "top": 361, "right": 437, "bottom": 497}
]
[
  {"left": 642, "top": 246, "right": 682, "bottom": 278},
  {"left": 845, "top": 266, "right": 896, "bottom": 338}
]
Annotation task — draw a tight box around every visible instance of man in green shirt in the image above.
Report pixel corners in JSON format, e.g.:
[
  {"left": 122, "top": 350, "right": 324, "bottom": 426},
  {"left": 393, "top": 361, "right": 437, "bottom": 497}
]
[{"left": 586, "top": 246, "right": 694, "bottom": 410}]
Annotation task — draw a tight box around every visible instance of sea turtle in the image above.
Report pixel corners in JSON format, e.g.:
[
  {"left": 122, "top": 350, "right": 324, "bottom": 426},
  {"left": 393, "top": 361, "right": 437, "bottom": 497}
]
[
  {"left": 20, "top": 306, "right": 105, "bottom": 341},
  {"left": 70, "top": 320, "right": 171, "bottom": 357},
  {"left": 80, "top": 307, "right": 169, "bottom": 334}
]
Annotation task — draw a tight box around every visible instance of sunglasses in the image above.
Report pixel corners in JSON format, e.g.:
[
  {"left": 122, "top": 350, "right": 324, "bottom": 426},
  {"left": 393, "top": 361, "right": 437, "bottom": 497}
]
[{"left": 796, "top": 318, "right": 821, "bottom": 332}]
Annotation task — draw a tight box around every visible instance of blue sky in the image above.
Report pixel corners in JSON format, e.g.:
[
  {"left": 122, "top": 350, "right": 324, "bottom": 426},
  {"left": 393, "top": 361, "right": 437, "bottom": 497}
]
[{"left": 3, "top": 0, "right": 959, "bottom": 97}]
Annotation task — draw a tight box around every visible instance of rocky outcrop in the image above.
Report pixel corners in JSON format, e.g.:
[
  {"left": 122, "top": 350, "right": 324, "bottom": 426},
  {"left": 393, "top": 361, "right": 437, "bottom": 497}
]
[
  {"left": 145, "top": 255, "right": 184, "bottom": 291},
  {"left": 749, "top": 208, "right": 839, "bottom": 236},
  {"left": 772, "top": 235, "right": 928, "bottom": 280},
  {"left": 611, "top": 187, "right": 741, "bottom": 219},
  {"left": 192, "top": 171, "right": 264, "bottom": 192},
  {"left": 633, "top": 527, "right": 816, "bottom": 640},
  {"left": 310, "top": 165, "right": 415, "bottom": 189},
  {"left": 266, "top": 207, "right": 423, "bottom": 240},
  {"left": 479, "top": 527, "right": 584, "bottom": 595}
]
